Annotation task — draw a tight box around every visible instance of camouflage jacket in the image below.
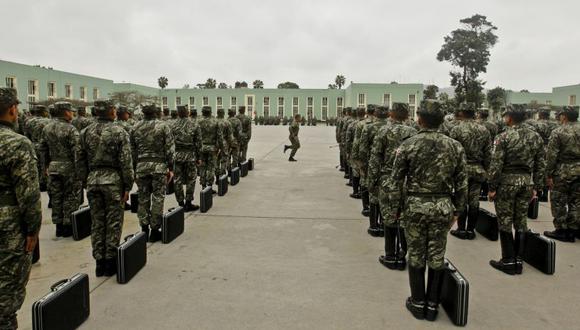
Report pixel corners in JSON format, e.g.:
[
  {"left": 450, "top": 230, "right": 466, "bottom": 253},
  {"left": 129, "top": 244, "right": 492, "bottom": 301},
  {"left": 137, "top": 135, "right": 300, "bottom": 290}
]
[
  {"left": 27, "top": 117, "right": 51, "bottom": 147},
  {"left": 392, "top": 128, "right": 468, "bottom": 214},
  {"left": 351, "top": 117, "right": 373, "bottom": 165},
  {"left": 289, "top": 121, "right": 300, "bottom": 137},
  {"left": 217, "top": 118, "right": 234, "bottom": 152},
  {"left": 344, "top": 119, "right": 359, "bottom": 156},
  {"left": 168, "top": 118, "right": 202, "bottom": 163},
  {"left": 131, "top": 118, "right": 175, "bottom": 175},
  {"left": 0, "top": 121, "right": 42, "bottom": 236},
  {"left": 72, "top": 116, "right": 94, "bottom": 132},
  {"left": 39, "top": 118, "right": 81, "bottom": 177},
  {"left": 198, "top": 116, "right": 225, "bottom": 154},
  {"left": 477, "top": 119, "right": 498, "bottom": 141},
  {"left": 356, "top": 118, "right": 388, "bottom": 166},
  {"left": 340, "top": 117, "right": 354, "bottom": 147},
  {"left": 228, "top": 116, "right": 242, "bottom": 147},
  {"left": 335, "top": 116, "right": 345, "bottom": 143},
  {"left": 78, "top": 119, "right": 134, "bottom": 190},
  {"left": 368, "top": 121, "right": 417, "bottom": 192},
  {"left": 533, "top": 119, "right": 557, "bottom": 145},
  {"left": 488, "top": 124, "right": 546, "bottom": 191},
  {"left": 237, "top": 114, "right": 252, "bottom": 142},
  {"left": 439, "top": 119, "right": 458, "bottom": 136},
  {"left": 546, "top": 122, "right": 580, "bottom": 181},
  {"left": 449, "top": 120, "right": 492, "bottom": 179},
  {"left": 116, "top": 120, "right": 133, "bottom": 135}
]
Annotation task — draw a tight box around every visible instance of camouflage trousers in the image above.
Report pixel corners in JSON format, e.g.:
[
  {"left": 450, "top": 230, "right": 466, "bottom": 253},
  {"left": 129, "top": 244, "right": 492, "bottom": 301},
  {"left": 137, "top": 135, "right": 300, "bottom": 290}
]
[
  {"left": 87, "top": 184, "right": 124, "bottom": 260},
  {"left": 467, "top": 177, "right": 483, "bottom": 212},
  {"left": 34, "top": 149, "right": 47, "bottom": 190},
  {"left": 0, "top": 232, "right": 32, "bottom": 330},
  {"left": 199, "top": 151, "right": 217, "bottom": 187},
  {"left": 289, "top": 136, "right": 300, "bottom": 158},
  {"left": 174, "top": 161, "right": 197, "bottom": 203},
  {"left": 550, "top": 177, "right": 580, "bottom": 230},
  {"left": 229, "top": 146, "right": 239, "bottom": 170},
  {"left": 48, "top": 174, "right": 79, "bottom": 225},
  {"left": 136, "top": 174, "right": 166, "bottom": 230},
  {"left": 379, "top": 189, "right": 401, "bottom": 228},
  {"left": 494, "top": 183, "right": 533, "bottom": 233},
  {"left": 216, "top": 150, "right": 230, "bottom": 177},
  {"left": 239, "top": 140, "right": 249, "bottom": 162}
]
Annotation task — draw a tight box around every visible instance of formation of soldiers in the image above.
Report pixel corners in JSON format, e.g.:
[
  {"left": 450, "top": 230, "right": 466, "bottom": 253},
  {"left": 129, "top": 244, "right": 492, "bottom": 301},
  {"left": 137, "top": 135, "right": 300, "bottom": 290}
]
[
  {"left": 0, "top": 87, "right": 253, "bottom": 329},
  {"left": 336, "top": 100, "right": 579, "bottom": 321}
]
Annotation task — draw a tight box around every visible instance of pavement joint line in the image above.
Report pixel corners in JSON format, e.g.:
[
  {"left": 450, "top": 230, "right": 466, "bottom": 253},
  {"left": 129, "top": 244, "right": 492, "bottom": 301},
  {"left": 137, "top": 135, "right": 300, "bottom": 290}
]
[
  {"left": 186, "top": 213, "right": 364, "bottom": 222},
  {"left": 260, "top": 141, "right": 286, "bottom": 161}
]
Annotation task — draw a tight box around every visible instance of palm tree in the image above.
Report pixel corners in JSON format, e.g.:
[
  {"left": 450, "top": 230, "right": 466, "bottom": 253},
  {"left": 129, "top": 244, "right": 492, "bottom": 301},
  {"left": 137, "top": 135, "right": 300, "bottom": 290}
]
[
  {"left": 158, "top": 76, "right": 168, "bottom": 89},
  {"left": 334, "top": 75, "right": 346, "bottom": 89},
  {"left": 205, "top": 78, "right": 216, "bottom": 89}
]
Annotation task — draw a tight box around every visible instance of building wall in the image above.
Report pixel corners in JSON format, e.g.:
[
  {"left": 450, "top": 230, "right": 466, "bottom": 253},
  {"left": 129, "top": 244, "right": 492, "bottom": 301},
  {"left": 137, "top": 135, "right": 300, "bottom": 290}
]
[
  {"left": 505, "top": 91, "right": 554, "bottom": 106},
  {"left": 113, "top": 83, "right": 160, "bottom": 97},
  {"left": 552, "top": 84, "right": 580, "bottom": 106},
  {"left": 345, "top": 83, "right": 423, "bottom": 118}
]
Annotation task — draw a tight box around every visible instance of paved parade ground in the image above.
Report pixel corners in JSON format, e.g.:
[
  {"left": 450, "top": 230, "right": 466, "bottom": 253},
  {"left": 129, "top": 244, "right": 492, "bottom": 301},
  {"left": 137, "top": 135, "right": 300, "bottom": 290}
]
[{"left": 20, "top": 126, "right": 580, "bottom": 329}]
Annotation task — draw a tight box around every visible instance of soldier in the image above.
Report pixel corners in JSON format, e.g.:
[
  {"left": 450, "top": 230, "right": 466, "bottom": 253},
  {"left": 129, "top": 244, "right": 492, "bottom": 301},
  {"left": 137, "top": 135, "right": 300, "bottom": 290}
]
[
  {"left": 339, "top": 108, "right": 353, "bottom": 180},
  {"left": 448, "top": 103, "right": 491, "bottom": 240},
  {"left": 544, "top": 106, "right": 580, "bottom": 242},
  {"left": 72, "top": 107, "right": 93, "bottom": 131},
  {"left": 40, "top": 101, "right": 81, "bottom": 238},
  {"left": 216, "top": 108, "right": 234, "bottom": 178},
  {"left": 336, "top": 109, "right": 348, "bottom": 171},
  {"left": 237, "top": 106, "right": 252, "bottom": 162},
  {"left": 78, "top": 100, "right": 134, "bottom": 276},
  {"left": 26, "top": 105, "right": 51, "bottom": 192},
  {"left": 131, "top": 104, "right": 175, "bottom": 242},
  {"left": 162, "top": 107, "right": 170, "bottom": 120},
  {"left": 190, "top": 108, "right": 198, "bottom": 123},
  {"left": 227, "top": 108, "right": 242, "bottom": 171},
  {"left": 476, "top": 108, "right": 498, "bottom": 140},
  {"left": 345, "top": 108, "right": 365, "bottom": 198},
  {"left": 392, "top": 100, "right": 467, "bottom": 321},
  {"left": 126, "top": 107, "right": 137, "bottom": 126},
  {"left": 198, "top": 106, "right": 224, "bottom": 191},
  {"left": 0, "top": 88, "right": 42, "bottom": 330},
  {"left": 116, "top": 105, "right": 134, "bottom": 134},
  {"left": 351, "top": 105, "right": 376, "bottom": 218},
  {"left": 488, "top": 104, "right": 545, "bottom": 275},
  {"left": 170, "top": 110, "right": 178, "bottom": 120},
  {"left": 283, "top": 114, "right": 301, "bottom": 161},
  {"left": 369, "top": 103, "right": 417, "bottom": 269},
  {"left": 169, "top": 105, "right": 202, "bottom": 211}
]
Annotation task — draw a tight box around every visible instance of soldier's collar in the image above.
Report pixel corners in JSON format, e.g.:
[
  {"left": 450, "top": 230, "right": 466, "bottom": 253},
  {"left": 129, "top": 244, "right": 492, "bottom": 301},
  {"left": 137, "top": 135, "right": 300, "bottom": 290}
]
[
  {"left": 0, "top": 120, "right": 15, "bottom": 128},
  {"left": 419, "top": 128, "right": 439, "bottom": 133}
]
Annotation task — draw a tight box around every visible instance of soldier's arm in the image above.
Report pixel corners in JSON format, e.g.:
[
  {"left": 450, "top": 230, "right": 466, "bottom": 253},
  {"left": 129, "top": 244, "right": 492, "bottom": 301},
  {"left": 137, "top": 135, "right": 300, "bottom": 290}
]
[
  {"left": 217, "top": 122, "right": 225, "bottom": 152},
  {"left": 119, "top": 130, "right": 135, "bottom": 192},
  {"left": 164, "top": 125, "right": 175, "bottom": 172},
  {"left": 247, "top": 118, "right": 252, "bottom": 139},
  {"left": 71, "top": 128, "right": 82, "bottom": 180},
  {"left": 482, "top": 130, "right": 492, "bottom": 171},
  {"left": 532, "top": 136, "right": 547, "bottom": 191},
  {"left": 39, "top": 128, "right": 50, "bottom": 169},
  {"left": 391, "top": 144, "right": 409, "bottom": 209},
  {"left": 545, "top": 131, "right": 559, "bottom": 179},
  {"left": 77, "top": 131, "right": 88, "bottom": 183},
  {"left": 487, "top": 135, "right": 505, "bottom": 192},
  {"left": 452, "top": 145, "right": 468, "bottom": 214},
  {"left": 367, "top": 132, "right": 385, "bottom": 189},
  {"left": 129, "top": 129, "right": 138, "bottom": 169},
  {"left": 12, "top": 139, "right": 42, "bottom": 235},
  {"left": 194, "top": 124, "right": 202, "bottom": 161}
]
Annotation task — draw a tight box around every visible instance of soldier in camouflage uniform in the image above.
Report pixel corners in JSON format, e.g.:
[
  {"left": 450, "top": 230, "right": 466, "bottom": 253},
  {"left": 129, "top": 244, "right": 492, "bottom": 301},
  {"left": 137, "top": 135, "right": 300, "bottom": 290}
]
[
  {"left": 336, "top": 109, "right": 348, "bottom": 171},
  {"left": 227, "top": 108, "right": 242, "bottom": 171},
  {"left": 131, "top": 104, "right": 175, "bottom": 242},
  {"left": 169, "top": 105, "right": 202, "bottom": 212},
  {"left": 284, "top": 114, "right": 301, "bottom": 161},
  {"left": 116, "top": 105, "right": 134, "bottom": 134},
  {"left": 488, "top": 105, "right": 545, "bottom": 275},
  {"left": 78, "top": 100, "right": 134, "bottom": 276},
  {"left": 544, "top": 106, "right": 580, "bottom": 242},
  {"left": 72, "top": 107, "right": 93, "bottom": 132},
  {"left": 351, "top": 105, "right": 376, "bottom": 218},
  {"left": 477, "top": 108, "right": 498, "bottom": 140},
  {"left": 26, "top": 105, "right": 51, "bottom": 192},
  {"left": 216, "top": 108, "right": 234, "bottom": 178},
  {"left": 0, "top": 88, "right": 42, "bottom": 330},
  {"left": 198, "top": 106, "right": 224, "bottom": 190},
  {"left": 40, "top": 102, "right": 81, "bottom": 238},
  {"left": 449, "top": 103, "right": 491, "bottom": 240},
  {"left": 345, "top": 108, "right": 364, "bottom": 198},
  {"left": 392, "top": 100, "right": 467, "bottom": 321},
  {"left": 237, "top": 106, "right": 252, "bottom": 162},
  {"left": 339, "top": 108, "right": 353, "bottom": 180},
  {"left": 370, "top": 103, "right": 417, "bottom": 270}
]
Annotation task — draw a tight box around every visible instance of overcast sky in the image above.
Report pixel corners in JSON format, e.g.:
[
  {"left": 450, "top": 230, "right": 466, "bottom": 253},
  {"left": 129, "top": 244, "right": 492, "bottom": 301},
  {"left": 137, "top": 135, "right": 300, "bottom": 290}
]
[{"left": 2, "top": 0, "right": 579, "bottom": 92}]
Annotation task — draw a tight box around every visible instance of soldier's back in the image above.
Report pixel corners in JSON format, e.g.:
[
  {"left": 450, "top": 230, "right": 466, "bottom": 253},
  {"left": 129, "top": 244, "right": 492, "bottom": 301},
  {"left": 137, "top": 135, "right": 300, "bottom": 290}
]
[
  {"left": 450, "top": 121, "right": 491, "bottom": 163},
  {"left": 132, "top": 119, "right": 172, "bottom": 174}
]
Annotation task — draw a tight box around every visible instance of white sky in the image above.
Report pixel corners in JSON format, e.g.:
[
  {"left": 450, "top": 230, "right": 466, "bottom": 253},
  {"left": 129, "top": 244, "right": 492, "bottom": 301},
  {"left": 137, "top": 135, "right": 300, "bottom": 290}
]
[{"left": 2, "top": 0, "right": 579, "bottom": 92}]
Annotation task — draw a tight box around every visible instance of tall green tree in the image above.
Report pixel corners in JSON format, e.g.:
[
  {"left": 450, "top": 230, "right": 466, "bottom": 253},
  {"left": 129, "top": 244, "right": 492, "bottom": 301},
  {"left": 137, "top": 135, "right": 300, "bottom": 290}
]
[
  {"left": 437, "top": 14, "right": 498, "bottom": 106},
  {"left": 486, "top": 86, "right": 506, "bottom": 111},
  {"left": 205, "top": 78, "right": 217, "bottom": 89},
  {"left": 277, "top": 82, "right": 300, "bottom": 89},
  {"left": 253, "top": 80, "right": 264, "bottom": 89},
  {"left": 157, "top": 76, "right": 168, "bottom": 89},
  {"left": 218, "top": 82, "right": 228, "bottom": 89},
  {"left": 235, "top": 81, "right": 248, "bottom": 88},
  {"left": 334, "top": 75, "right": 346, "bottom": 89},
  {"left": 328, "top": 84, "right": 337, "bottom": 89},
  {"left": 423, "top": 85, "right": 439, "bottom": 100}
]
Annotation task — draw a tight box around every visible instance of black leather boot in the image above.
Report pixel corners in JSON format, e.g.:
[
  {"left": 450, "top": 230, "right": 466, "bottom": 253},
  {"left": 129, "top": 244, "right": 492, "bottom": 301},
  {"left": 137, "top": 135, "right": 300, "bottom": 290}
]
[
  {"left": 178, "top": 200, "right": 184, "bottom": 207},
  {"left": 104, "top": 258, "right": 117, "bottom": 277},
  {"left": 544, "top": 228, "right": 574, "bottom": 242},
  {"left": 61, "top": 225, "right": 73, "bottom": 238},
  {"left": 367, "top": 204, "right": 380, "bottom": 237},
  {"left": 56, "top": 223, "right": 63, "bottom": 237},
  {"left": 344, "top": 166, "right": 350, "bottom": 179},
  {"left": 397, "top": 228, "right": 408, "bottom": 270},
  {"left": 350, "top": 177, "right": 361, "bottom": 199},
  {"left": 376, "top": 205, "right": 385, "bottom": 237},
  {"left": 141, "top": 225, "right": 150, "bottom": 241},
  {"left": 361, "top": 188, "right": 370, "bottom": 217},
  {"left": 450, "top": 211, "right": 467, "bottom": 239},
  {"left": 95, "top": 259, "right": 105, "bottom": 277},
  {"left": 184, "top": 201, "right": 200, "bottom": 212},
  {"left": 379, "top": 227, "right": 398, "bottom": 270},
  {"left": 406, "top": 266, "right": 426, "bottom": 320},
  {"left": 567, "top": 229, "right": 577, "bottom": 242},
  {"left": 465, "top": 207, "right": 479, "bottom": 240},
  {"left": 490, "top": 231, "right": 517, "bottom": 275},
  {"left": 425, "top": 268, "right": 444, "bottom": 321},
  {"left": 514, "top": 230, "right": 526, "bottom": 275},
  {"left": 149, "top": 228, "right": 162, "bottom": 243},
  {"left": 283, "top": 145, "right": 289, "bottom": 153}
]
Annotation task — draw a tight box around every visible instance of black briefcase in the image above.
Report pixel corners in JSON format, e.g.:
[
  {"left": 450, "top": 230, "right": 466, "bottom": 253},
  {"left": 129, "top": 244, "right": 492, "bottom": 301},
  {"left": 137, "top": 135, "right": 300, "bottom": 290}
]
[
  {"left": 240, "top": 161, "right": 249, "bottom": 177},
  {"left": 440, "top": 259, "right": 469, "bottom": 327},
  {"left": 218, "top": 174, "right": 228, "bottom": 196},
  {"left": 117, "top": 232, "right": 147, "bottom": 284},
  {"left": 32, "top": 273, "right": 90, "bottom": 330},
  {"left": 32, "top": 240, "right": 40, "bottom": 264},
  {"left": 524, "top": 231, "right": 556, "bottom": 275},
  {"left": 527, "top": 197, "right": 539, "bottom": 220},
  {"left": 475, "top": 208, "right": 499, "bottom": 241},
  {"left": 130, "top": 192, "right": 139, "bottom": 214},
  {"left": 248, "top": 158, "right": 255, "bottom": 171},
  {"left": 71, "top": 207, "right": 91, "bottom": 241},
  {"left": 229, "top": 167, "right": 240, "bottom": 186},
  {"left": 162, "top": 207, "right": 184, "bottom": 244},
  {"left": 200, "top": 186, "right": 213, "bottom": 213}
]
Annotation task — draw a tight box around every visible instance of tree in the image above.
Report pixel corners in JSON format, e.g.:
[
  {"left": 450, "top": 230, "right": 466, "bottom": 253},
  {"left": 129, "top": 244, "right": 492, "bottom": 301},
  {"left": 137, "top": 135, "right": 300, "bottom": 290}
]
[
  {"left": 390, "top": 81, "right": 398, "bottom": 84},
  {"left": 423, "top": 84, "right": 439, "bottom": 100},
  {"left": 235, "top": 81, "right": 248, "bottom": 88},
  {"left": 486, "top": 86, "right": 506, "bottom": 111},
  {"left": 158, "top": 76, "right": 168, "bottom": 89},
  {"left": 253, "top": 80, "right": 264, "bottom": 89},
  {"left": 110, "top": 91, "right": 159, "bottom": 107},
  {"left": 183, "top": 84, "right": 190, "bottom": 89},
  {"left": 328, "top": 84, "right": 337, "bottom": 89},
  {"left": 205, "top": 78, "right": 216, "bottom": 89},
  {"left": 437, "top": 14, "right": 498, "bottom": 106},
  {"left": 277, "top": 82, "right": 300, "bottom": 89},
  {"left": 218, "top": 82, "right": 228, "bottom": 89},
  {"left": 520, "top": 89, "right": 529, "bottom": 93},
  {"left": 334, "top": 75, "right": 346, "bottom": 89}
]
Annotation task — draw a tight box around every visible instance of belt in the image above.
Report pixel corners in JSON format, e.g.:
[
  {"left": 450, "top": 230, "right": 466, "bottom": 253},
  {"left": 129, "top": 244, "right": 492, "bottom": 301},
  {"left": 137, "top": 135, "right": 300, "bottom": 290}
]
[
  {"left": 138, "top": 157, "right": 165, "bottom": 162},
  {"left": 407, "top": 192, "right": 450, "bottom": 198},
  {"left": 0, "top": 193, "right": 17, "bottom": 206}
]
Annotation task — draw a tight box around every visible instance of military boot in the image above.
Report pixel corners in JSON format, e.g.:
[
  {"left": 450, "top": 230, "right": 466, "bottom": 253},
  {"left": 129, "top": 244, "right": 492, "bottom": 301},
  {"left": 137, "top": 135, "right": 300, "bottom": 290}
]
[
  {"left": 104, "top": 258, "right": 117, "bottom": 277},
  {"left": 178, "top": 200, "right": 184, "bottom": 207},
  {"left": 450, "top": 212, "right": 467, "bottom": 240},
  {"left": 283, "top": 145, "right": 290, "bottom": 153},
  {"left": 514, "top": 230, "right": 526, "bottom": 275},
  {"left": 490, "top": 231, "right": 517, "bottom": 275},
  {"left": 56, "top": 223, "right": 64, "bottom": 237},
  {"left": 376, "top": 205, "right": 385, "bottom": 237},
  {"left": 544, "top": 228, "right": 574, "bottom": 242},
  {"left": 425, "top": 268, "right": 444, "bottom": 321},
  {"left": 61, "top": 225, "right": 73, "bottom": 238},
  {"left": 124, "top": 202, "right": 132, "bottom": 210},
  {"left": 344, "top": 165, "right": 350, "bottom": 179},
  {"left": 141, "top": 225, "right": 150, "bottom": 241},
  {"left": 149, "top": 228, "right": 162, "bottom": 243},
  {"left": 397, "top": 228, "right": 408, "bottom": 270},
  {"left": 465, "top": 207, "right": 479, "bottom": 240},
  {"left": 367, "top": 204, "right": 380, "bottom": 237},
  {"left": 379, "top": 227, "right": 398, "bottom": 270},
  {"left": 349, "top": 177, "right": 361, "bottom": 199},
  {"left": 184, "top": 201, "right": 200, "bottom": 212},
  {"left": 95, "top": 259, "right": 106, "bottom": 277},
  {"left": 361, "top": 188, "right": 370, "bottom": 217},
  {"left": 406, "top": 266, "right": 426, "bottom": 320},
  {"left": 567, "top": 229, "right": 577, "bottom": 242},
  {"left": 288, "top": 157, "right": 297, "bottom": 162},
  {"left": 575, "top": 229, "right": 580, "bottom": 240}
]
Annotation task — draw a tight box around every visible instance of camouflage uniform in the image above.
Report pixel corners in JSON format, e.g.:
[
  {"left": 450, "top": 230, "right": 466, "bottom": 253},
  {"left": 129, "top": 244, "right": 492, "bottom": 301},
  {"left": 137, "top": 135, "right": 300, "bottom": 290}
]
[
  {"left": 351, "top": 108, "right": 375, "bottom": 215},
  {"left": 26, "top": 107, "right": 51, "bottom": 190},
  {"left": 287, "top": 120, "right": 300, "bottom": 159},
  {"left": 216, "top": 110, "right": 234, "bottom": 176},
  {"left": 131, "top": 106, "right": 175, "bottom": 234},
  {"left": 237, "top": 109, "right": 252, "bottom": 162},
  {"left": 198, "top": 107, "right": 224, "bottom": 187},
  {"left": 227, "top": 110, "right": 242, "bottom": 171},
  {"left": 72, "top": 112, "right": 94, "bottom": 132},
  {"left": 345, "top": 111, "right": 362, "bottom": 197},
  {"left": 39, "top": 103, "right": 81, "bottom": 231},
  {"left": 0, "top": 88, "right": 42, "bottom": 330},
  {"left": 78, "top": 100, "right": 134, "bottom": 271}
]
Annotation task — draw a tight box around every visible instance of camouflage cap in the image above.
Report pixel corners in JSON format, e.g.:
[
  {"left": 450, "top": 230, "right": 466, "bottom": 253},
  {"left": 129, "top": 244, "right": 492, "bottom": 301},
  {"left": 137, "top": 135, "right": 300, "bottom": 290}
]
[
  {"left": 93, "top": 99, "right": 116, "bottom": 114},
  {"left": 418, "top": 99, "right": 444, "bottom": 118},
  {"left": 176, "top": 105, "right": 188, "bottom": 113},
  {"left": 366, "top": 104, "right": 377, "bottom": 114},
  {"left": 458, "top": 102, "right": 476, "bottom": 113},
  {"left": 391, "top": 102, "right": 409, "bottom": 115},
  {"left": 0, "top": 87, "right": 20, "bottom": 108},
  {"left": 228, "top": 108, "right": 236, "bottom": 115},
  {"left": 32, "top": 104, "right": 47, "bottom": 112},
  {"left": 141, "top": 104, "right": 157, "bottom": 114},
  {"left": 238, "top": 106, "right": 246, "bottom": 112},
  {"left": 117, "top": 105, "right": 129, "bottom": 114},
  {"left": 54, "top": 101, "right": 76, "bottom": 112},
  {"left": 375, "top": 106, "right": 389, "bottom": 118},
  {"left": 202, "top": 106, "right": 212, "bottom": 113},
  {"left": 217, "top": 108, "right": 225, "bottom": 115},
  {"left": 538, "top": 106, "right": 551, "bottom": 115},
  {"left": 505, "top": 104, "right": 527, "bottom": 115},
  {"left": 556, "top": 105, "right": 579, "bottom": 117}
]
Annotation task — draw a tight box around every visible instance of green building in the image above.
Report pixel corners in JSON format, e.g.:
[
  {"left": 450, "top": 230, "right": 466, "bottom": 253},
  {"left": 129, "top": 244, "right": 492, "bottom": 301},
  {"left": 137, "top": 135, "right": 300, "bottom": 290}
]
[{"left": 505, "top": 84, "right": 580, "bottom": 108}]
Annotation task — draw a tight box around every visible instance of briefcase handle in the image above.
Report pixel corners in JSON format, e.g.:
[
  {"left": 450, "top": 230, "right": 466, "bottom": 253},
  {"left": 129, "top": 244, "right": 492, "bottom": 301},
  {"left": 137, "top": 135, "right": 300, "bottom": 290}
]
[
  {"left": 50, "top": 279, "right": 69, "bottom": 291},
  {"left": 124, "top": 234, "right": 135, "bottom": 241}
]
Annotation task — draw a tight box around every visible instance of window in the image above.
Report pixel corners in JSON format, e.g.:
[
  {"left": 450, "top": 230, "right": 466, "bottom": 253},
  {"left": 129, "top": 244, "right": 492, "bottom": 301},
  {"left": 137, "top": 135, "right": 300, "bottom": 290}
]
[
  {"left": 246, "top": 95, "right": 254, "bottom": 115},
  {"left": 93, "top": 88, "right": 99, "bottom": 100},
  {"left": 278, "top": 97, "right": 284, "bottom": 117},
  {"left": 176, "top": 97, "right": 181, "bottom": 106},
  {"left": 65, "top": 84, "right": 72, "bottom": 99},
  {"left": 322, "top": 97, "right": 328, "bottom": 120},
  {"left": 263, "top": 97, "right": 270, "bottom": 117},
  {"left": 5, "top": 76, "right": 16, "bottom": 89},
  {"left": 162, "top": 97, "right": 168, "bottom": 106},
  {"left": 337, "top": 97, "right": 344, "bottom": 116},
  {"left": 230, "top": 96, "right": 237, "bottom": 111},
  {"left": 48, "top": 82, "right": 56, "bottom": 98},
  {"left": 358, "top": 93, "right": 366, "bottom": 108},
  {"left": 408, "top": 94, "right": 417, "bottom": 118},
  {"left": 307, "top": 97, "right": 313, "bottom": 118},
  {"left": 80, "top": 86, "right": 86, "bottom": 101},
  {"left": 546, "top": 100, "right": 552, "bottom": 105},
  {"left": 383, "top": 93, "right": 391, "bottom": 108},
  {"left": 292, "top": 97, "right": 299, "bottom": 116},
  {"left": 27, "top": 80, "right": 38, "bottom": 104},
  {"left": 216, "top": 96, "right": 223, "bottom": 110},
  {"left": 189, "top": 97, "right": 195, "bottom": 109},
  {"left": 570, "top": 95, "right": 577, "bottom": 106},
  {"left": 202, "top": 96, "right": 209, "bottom": 106}
]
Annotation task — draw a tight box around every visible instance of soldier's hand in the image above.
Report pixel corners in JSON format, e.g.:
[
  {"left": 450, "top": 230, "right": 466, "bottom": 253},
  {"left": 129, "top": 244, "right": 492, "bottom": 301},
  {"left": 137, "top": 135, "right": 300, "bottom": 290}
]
[
  {"left": 167, "top": 171, "right": 174, "bottom": 183},
  {"left": 122, "top": 192, "right": 129, "bottom": 203},
  {"left": 532, "top": 189, "right": 537, "bottom": 199},
  {"left": 488, "top": 191, "right": 496, "bottom": 202},
  {"left": 546, "top": 177, "right": 554, "bottom": 190},
  {"left": 25, "top": 234, "right": 38, "bottom": 253},
  {"left": 197, "top": 160, "right": 203, "bottom": 166},
  {"left": 451, "top": 215, "right": 459, "bottom": 227}
]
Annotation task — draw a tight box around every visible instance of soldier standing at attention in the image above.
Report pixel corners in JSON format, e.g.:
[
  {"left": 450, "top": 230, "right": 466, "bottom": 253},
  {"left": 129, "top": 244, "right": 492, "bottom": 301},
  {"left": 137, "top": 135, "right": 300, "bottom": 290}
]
[
  {"left": 476, "top": 108, "right": 498, "bottom": 140},
  {"left": 227, "top": 108, "right": 242, "bottom": 171},
  {"left": 392, "top": 100, "right": 467, "bottom": 321},
  {"left": 345, "top": 108, "right": 364, "bottom": 198},
  {"left": 0, "top": 88, "right": 42, "bottom": 330},
  {"left": 198, "top": 106, "right": 224, "bottom": 192},
  {"left": 131, "top": 104, "right": 175, "bottom": 242},
  {"left": 284, "top": 114, "right": 301, "bottom": 161},
  {"left": 40, "top": 102, "right": 81, "bottom": 238},
  {"left": 449, "top": 103, "right": 491, "bottom": 240},
  {"left": 340, "top": 108, "right": 353, "bottom": 180},
  {"left": 169, "top": 105, "right": 202, "bottom": 212},
  {"left": 72, "top": 107, "right": 93, "bottom": 132},
  {"left": 26, "top": 105, "right": 51, "bottom": 192},
  {"left": 237, "top": 106, "right": 252, "bottom": 162},
  {"left": 488, "top": 105, "right": 545, "bottom": 275},
  {"left": 335, "top": 109, "right": 347, "bottom": 171},
  {"left": 116, "top": 105, "right": 134, "bottom": 134},
  {"left": 544, "top": 106, "right": 580, "bottom": 242},
  {"left": 351, "top": 105, "right": 376, "bottom": 218},
  {"left": 216, "top": 108, "right": 234, "bottom": 180},
  {"left": 78, "top": 100, "right": 134, "bottom": 277}
]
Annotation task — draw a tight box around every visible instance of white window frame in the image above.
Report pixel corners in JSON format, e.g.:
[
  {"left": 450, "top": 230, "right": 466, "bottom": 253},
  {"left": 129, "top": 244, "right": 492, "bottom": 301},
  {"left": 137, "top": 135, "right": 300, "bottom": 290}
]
[
  {"left": 93, "top": 88, "right": 100, "bottom": 100},
  {"left": 80, "top": 86, "right": 87, "bottom": 101},
  {"left": 408, "top": 94, "right": 417, "bottom": 119},
  {"left": 383, "top": 93, "right": 391, "bottom": 108},
  {"left": 322, "top": 97, "right": 328, "bottom": 120},
  {"left": 570, "top": 95, "right": 577, "bottom": 106},
  {"left": 292, "top": 97, "right": 299, "bottom": 116},
  {"left": 230, "top": 96, "right": 237, "bottom": 111},
  {"left": 278, "top": 97, "right": 284, "bottom": 117},
  {"left": 263, "top": 96, "right": 270, "bottom": 117},
  {"left": 5, "top": 76, "right": 16, "bottom": 89},
  {"left": 189, "top": 97, "right": 195, "bottom": 110},
  {"left": 176, "top": 96, "right": 182, "bottom": 106},
  {"left": 216, "top": 96, "right": 222, "bottom": 110},
  {"left": 27, "top": 80, "right": 38, "bottom": 104},
  {"left": 307, "top": 97, "right": 313, "bottom": 118},
  {"left": 48, "top": 81, "right": 57, "bottom": 99},
  {"left": 245, "top": 95, "right": 255, "bottom": 118},
  {"left": 337, "top": 97, "right": 343, "bottom": 116},
  {"left": 162, "top": 96, "right": 168, "bottom": 106},
  {"left": 202, "top": 96, "right": 209, "bottom": 107},
  {"left": 358, "top": 93, "right": 366, "bottom": 109},
  {"left": 65, "top": 84, "right": 73, "bottom": 99}
]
